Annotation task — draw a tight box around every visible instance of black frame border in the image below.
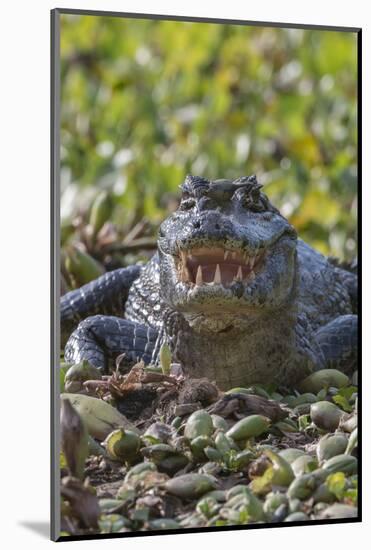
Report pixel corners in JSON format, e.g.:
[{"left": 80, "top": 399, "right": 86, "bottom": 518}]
[{"left": 51, "top": 7, "right": 362, "bottom": 542}]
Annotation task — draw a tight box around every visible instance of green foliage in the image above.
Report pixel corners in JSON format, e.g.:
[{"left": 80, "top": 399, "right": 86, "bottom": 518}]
[
  {"left": 326, "top": 472, "right": 358, "bottom": 504},
  {"left": 60, "top": 15, "right": 357, "bottom": 260}
]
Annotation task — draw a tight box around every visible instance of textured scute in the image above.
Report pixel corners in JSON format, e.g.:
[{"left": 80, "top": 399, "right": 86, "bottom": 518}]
[
  {"left": 315, "top": 315, "right": 358, "bottom": 374},
  {"left": 125, "top": 254, "right": 164, "bottom": 330},
  {"left": 60, "top": 265, "right": 141, "bottom": 347},
  {"left": 296, "top": 240, "right": 355, "bottom": 331}
]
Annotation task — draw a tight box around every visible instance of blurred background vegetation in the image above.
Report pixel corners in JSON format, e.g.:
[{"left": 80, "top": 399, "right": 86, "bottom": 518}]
[{"left": 60, "top": 14, "right": 358, "bottom": 290}]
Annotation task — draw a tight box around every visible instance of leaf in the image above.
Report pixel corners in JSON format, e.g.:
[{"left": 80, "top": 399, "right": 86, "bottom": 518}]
[
  {"left": 59, "top": 364, "right": 70, "bottom": 393},
  {"left": 332, "top": 394, "right": 352, "bottom": 413},
  {"left": 326, "top": 472, "right": 346, "bottom": 500},
  {"left": 298, "top": 414, "right": 310, "bottom": 431}
]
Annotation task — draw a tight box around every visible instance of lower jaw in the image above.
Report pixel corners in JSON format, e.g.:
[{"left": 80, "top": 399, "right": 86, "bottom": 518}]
[{"left": 184, "top": 312, "right": 258, "bottom": 334}]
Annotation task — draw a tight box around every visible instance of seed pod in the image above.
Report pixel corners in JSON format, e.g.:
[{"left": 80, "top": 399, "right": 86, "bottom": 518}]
[
  {"left": 124, "top": 462, "right": 157, "bottom": 482},
  {"left": 265, "top": 450, "right": 295, "bottom": 487},
  {"left": 89, "top": 191, "right": 113, "bottom": 237},
  {"left": 87, "top": 436, "right": 106, "bottom": 456},
  {"left": 275, "top": 419, "right": 300, "bottom": 432},
  {"left": 279, "top": 448, "right": 305, "bottom": 464},
  {"left": 226, "top": 484, "right": 250, "bottom": 499},
  {"left": 246, "top": 386, "right": 271, "bottom": 399},
  {"left": 249, "top": 451, "right": 294, "bottom": 495},
  {"left": 184, "top": 410, "right": 214, "bottom": 440},
  {"left": 204, "top": 446, "right": 222, "bottom": 462},
  {"left": 226, "top": 414, "right": 271, "bottom": 441},
  {"left": 196, "top": 495, "right": 220, "bottom": 518},
  {"left": 98, "top": 514, "right": 129, "bottom": 533},
  {"left": 141, "top": 443, "right": 177, "bottom": 464},
  {"left": 157, "top": 454, "right": 189, "bottom": 475},
  {"left": 233, "top": 450, "right": 255, "bottom": 469},
  {"left": 64, "top": 360, "right": 102, "bottom": 393},
  {"left": 165, "top": 473, "right": 218, "bottom": 499},
  {"left": 281, "top": 395, "right": 297, "bottom": 408},
  {"left": 310, "top": 401, "right": 342, "bottom": 432},
  {"left": 339, "top": 412, "right": 357, "bottom": 433},
  {"left": 291, "top": 454, "right": 318, "bottom": 476},
  {"left": 190, "top": 435, "right": 214, "bottom": 460},
  {"left": 199, "top": 461, "right": 222, "bottom": 476},
  {"left": 61, "top": 393, "right": 137, "bottom": 440},
  {"left": 64, "top": 244, "right": 105, "bottom": 286},
  {"left": 316, "top": 434, "right": 348, "bottom": 463},
  {"left": 284, "top": 512, "right": 309, "bottom": 522},
  {"left": 345, "top": 428, "right": 357, "bottom": 455},
  {"left": 215, "top": 432, "right": 232, "bottom": 454},
  {"left": 288, "top": 497, "right": 303, "bottom": 513},
  {"left": 299, "top": 369, "right": 349, "bottom": 393},
  {"left": 227, "top": 486, "right": 266, "bottom": 522},
  {"left": 211, "top": 414, "right": 229, "bottom": 432},
  {"left": 116, "top": 486, "right": 136, "bottom": 502},
  {"left": 287, "top": 473, "right": 317, "bottom": 500},
  {"left": 270, "top": 392, "right": 283, "bottom": 402},
  {"left": 60, "top": 398, "right": 88, "bottom": 480},
  {"left": 317, "top": 503, "right": 358, "bottom": 519},
  {"left": 322, "top": 454, "right": 358, "bottom": 475},
  {"left": 104, "top": 428, "right": 141, "bottom": 463},
  {"left": 294, "top": 393, "right": 318, "bottom": 405},
  {"left": 144, "top": 422, "right": 173, "bottom": 444},
  {"left": 204, "top": 489, "right": 226, "bottom": 502},
  {"left": 263, "top": 492, "right": 288, "bottom": 515},
  {"left": 312, "top": 483, "right": 336, "bottom": 504}
]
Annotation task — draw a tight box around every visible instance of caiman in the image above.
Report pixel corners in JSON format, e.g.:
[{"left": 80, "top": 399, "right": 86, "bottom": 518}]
[{"left": 61, "top": 175, "right": 358, "bottom": 390}]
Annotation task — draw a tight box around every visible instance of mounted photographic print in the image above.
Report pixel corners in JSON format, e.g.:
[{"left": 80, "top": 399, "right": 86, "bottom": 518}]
[{"left": 51, "top": 8, "right": 361, "bottom": 541}]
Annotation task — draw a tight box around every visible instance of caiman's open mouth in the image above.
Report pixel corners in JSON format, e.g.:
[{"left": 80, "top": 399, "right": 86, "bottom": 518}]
[{"left": 175, "top": 246, "right": 266, "bottom": 287}]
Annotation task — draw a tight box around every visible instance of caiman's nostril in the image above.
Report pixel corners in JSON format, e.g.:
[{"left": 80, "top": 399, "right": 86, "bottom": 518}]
[
  {"left": 215, "top": 223, "right": 221, "bottom": 230},
  {"left": 193, "top": 220, "right": 201, "bottom": 229}
]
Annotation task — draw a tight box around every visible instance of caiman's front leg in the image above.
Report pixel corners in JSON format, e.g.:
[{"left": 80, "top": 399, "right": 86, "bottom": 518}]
[
  {"left": 65, "top": 315, "right": 159, "bottom": 372},
  {"left": 61, "top": 265, "right": 141, "bottom": 346}
]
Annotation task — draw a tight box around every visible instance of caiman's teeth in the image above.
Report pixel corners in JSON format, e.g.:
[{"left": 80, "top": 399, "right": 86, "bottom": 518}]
[
  {"left": 231, "top": 251, "right": 237, "bottom": 260},
  {"left": 214, "top": 263, "right": 222, "bottom": 284},
  {"left": 196, "top": 265, "right": 203, "bottom": 285},
  {"left": 236, "top": 266, "right": 243, "bottom": 281},
  {"left": 224, "top": 251, "right": 229, "bottom": 261},
  {"left": 250, "top": 270, "right": 256, "bottom": 281},
  {"left": 180, "top": 265, "right": 190, "bottom": 282}
]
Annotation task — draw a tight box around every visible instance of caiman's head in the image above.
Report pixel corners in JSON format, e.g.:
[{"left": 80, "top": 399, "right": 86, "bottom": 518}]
[{"left": 158, "top": 175, "right": 298, "bottom": 333}]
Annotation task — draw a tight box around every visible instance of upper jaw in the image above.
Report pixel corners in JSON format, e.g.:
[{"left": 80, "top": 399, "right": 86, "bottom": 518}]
[{"left": 174, "top": 245, "right": 266, "bottom": 287}]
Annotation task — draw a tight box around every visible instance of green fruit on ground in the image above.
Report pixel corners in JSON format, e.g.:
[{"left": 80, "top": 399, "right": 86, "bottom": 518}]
[{"left": 226, "top": 414, "right": 270, "bottom": 441}]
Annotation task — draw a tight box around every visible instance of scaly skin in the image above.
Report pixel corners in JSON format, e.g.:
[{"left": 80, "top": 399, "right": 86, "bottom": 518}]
[{"left": 62, "top": 175, "right": 357, "bottom": 389}]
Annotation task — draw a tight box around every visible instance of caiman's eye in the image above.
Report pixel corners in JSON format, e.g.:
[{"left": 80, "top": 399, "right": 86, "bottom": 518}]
[
  {"left": 249, "top": 199, "right": 266, "bottom": 213},
  {"left": 234, "top": 187, "right": 266, "bottom": 212},
  {"left": 179, "top": 197, "right": 196, "bottom": 211}
]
